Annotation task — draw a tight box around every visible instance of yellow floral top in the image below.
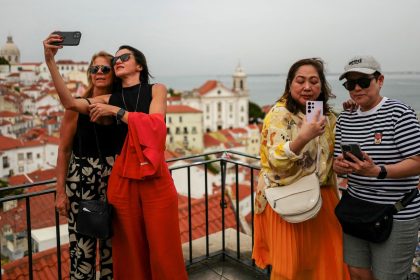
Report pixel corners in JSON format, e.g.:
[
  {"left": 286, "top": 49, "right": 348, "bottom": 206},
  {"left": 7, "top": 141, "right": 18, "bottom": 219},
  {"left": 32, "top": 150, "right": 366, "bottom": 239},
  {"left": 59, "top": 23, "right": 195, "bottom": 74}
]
[{"left": 255, "top": 101, "right": 337, "bottom": 214}]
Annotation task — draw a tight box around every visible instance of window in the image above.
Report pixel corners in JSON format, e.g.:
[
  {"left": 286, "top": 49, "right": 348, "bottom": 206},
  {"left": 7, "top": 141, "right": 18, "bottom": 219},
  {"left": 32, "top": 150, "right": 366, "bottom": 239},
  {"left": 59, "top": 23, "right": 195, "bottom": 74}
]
[
  {"left": 168, "top": 116, "right": 172, "bottom": 123},
  {"left": 206, "top": 105, "right": 210, "bottom": 113},
  {"left": 169, "top": 136, "right": 173, "bottom": 143},
  {"left": 27, "top": 152, "right": 33, "bottom": 160},
  {"left": 2, "top": 156, "right": 9, "bottom": 168},
  {"left": 192, "top": 127, "right": 197, "bottom": 134},
  {"left": 18, "top": 166, "right": 24, "bottom": 173},
  {"left": 37, "top": 153, "right": 41, "bottom": 159},
  {"left": 217, "top": 102, "right": 222, "bottom": 113},
  {"left": 241, "top": 106, "right": 244, "bottom": 112},
  {"left": 229, "top": 104, "right": 233, "bottom": 112},
  {"left": 217, "top": 90, "right": 221, "bottom": 94},
  {"left": 167, "top": 127, "right": 171, "bottom": 134},
  {"left": 176, "top": 127, "right": 180, "bottom": 134},
  {"left": 183, "top": 127, "right": 188, "bottom": 134},
  {"left": 18, "top": 153, "right": 24, "bottom": 161},
  {"left": 179, "top": 116, "right": 183, "bottom": 123}
]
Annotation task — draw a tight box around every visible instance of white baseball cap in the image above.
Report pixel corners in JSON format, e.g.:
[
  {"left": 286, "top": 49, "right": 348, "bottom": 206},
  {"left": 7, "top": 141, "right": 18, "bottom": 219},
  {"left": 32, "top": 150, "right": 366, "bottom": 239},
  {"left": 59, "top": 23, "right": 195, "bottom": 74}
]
[{"left": 339, "top": 55, "right": 381, "bottom": 80}]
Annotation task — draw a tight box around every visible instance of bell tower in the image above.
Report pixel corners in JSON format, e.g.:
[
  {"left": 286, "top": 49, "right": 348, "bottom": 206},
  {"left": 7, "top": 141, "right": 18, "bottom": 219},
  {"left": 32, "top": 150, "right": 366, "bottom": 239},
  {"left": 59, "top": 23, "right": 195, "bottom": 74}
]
[{"left": 232, "top": 64, "right": 248, "bottom": 94}]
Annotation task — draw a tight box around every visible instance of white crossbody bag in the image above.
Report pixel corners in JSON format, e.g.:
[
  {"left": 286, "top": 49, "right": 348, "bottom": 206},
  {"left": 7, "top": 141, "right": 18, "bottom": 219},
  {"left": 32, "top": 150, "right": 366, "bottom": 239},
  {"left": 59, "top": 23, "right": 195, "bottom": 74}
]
[{"left": 264, "top": 138, "right": 322, "bottom": 223}]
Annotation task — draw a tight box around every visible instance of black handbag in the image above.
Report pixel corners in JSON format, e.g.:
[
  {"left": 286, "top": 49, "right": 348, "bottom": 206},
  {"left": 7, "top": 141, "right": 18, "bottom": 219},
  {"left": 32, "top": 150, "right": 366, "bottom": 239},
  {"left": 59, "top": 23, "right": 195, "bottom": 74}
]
[
  {"left": 335, "top": 188, "right": 418, "bottom": 243},
  {"left": 75, "top": 121, "right": 113, "bottom": 240}
]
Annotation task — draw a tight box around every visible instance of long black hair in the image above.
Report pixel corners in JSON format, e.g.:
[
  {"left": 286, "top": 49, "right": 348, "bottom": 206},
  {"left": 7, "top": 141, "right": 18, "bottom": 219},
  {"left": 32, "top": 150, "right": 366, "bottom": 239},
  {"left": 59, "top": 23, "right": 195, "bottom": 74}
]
[
  {"left": 278, "top": 58, "right": 334, "bottom": 115},
  {"left": 117, "top": 45, "right": 153, "bottom": 84}
]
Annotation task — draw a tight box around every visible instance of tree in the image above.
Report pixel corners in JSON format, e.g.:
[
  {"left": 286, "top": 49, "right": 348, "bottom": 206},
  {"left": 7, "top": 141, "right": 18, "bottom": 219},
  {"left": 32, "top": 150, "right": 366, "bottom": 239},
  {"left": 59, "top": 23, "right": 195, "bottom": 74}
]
[
  {"left": 248, "top": 101, "right": 265, "bottom": 123},
  {"left": 0, "top": 178, "right": 23, "bottom": 199},
  {"left": 0, "top": 56, "right": 10, "bottom": 65}
]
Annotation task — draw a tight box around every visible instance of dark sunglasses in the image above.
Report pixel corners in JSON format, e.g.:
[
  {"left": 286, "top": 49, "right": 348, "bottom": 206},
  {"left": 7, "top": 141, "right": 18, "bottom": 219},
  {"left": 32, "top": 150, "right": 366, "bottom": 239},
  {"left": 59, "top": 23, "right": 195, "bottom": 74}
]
[
  {"left": 342, "top": 76, "right": 375, "bottom": 91},
  {"left": 89, "top": 65, "right": 111, "bottom": 74},
  {"left": 111, "top": 53, "right": 131, "bottom": 65}
]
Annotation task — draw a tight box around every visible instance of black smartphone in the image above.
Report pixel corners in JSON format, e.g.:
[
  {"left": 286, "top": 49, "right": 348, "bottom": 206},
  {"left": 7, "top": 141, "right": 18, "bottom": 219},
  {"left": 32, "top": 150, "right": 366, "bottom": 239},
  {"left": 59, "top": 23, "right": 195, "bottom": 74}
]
[
  {"left": 341, "top": 143, "right": 364, "bottom": 162},
  {"left": 51, "top": 31, "right": 82, "bottom": 46}
]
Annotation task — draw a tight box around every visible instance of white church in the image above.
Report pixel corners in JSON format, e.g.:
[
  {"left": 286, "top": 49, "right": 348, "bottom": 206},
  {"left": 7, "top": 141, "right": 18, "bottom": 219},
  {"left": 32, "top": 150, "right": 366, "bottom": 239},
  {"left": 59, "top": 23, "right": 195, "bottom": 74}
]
[{"left": 181, "top": 65, "right": 249, "bottom": 132}]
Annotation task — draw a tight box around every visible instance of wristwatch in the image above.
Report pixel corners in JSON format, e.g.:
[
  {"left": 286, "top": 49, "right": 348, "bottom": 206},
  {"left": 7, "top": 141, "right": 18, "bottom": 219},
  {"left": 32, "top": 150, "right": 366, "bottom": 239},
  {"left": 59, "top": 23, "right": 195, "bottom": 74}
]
[
  {"left": 377, "top": 165, "right": 387, "bottom": 179},
  {"left": 116, "top": 108, "right": 126, "bottom": 125}
]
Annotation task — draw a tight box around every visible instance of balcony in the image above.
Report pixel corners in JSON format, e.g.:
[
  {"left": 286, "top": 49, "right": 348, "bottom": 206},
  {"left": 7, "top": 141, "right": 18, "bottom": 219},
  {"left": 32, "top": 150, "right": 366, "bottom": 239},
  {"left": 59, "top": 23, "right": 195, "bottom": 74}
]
[{"left": 0, "top": 150, "right": 269, "bottom": 279}]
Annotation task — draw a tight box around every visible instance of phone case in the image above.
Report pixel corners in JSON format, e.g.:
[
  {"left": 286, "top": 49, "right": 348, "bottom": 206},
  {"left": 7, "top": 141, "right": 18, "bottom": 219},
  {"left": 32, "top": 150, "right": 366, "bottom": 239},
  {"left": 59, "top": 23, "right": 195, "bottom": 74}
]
[
  {"left": 306, "top": 101, "right": 323, "bottom": 123},
  {"left": 341, "top": 143, "right": 363, "bottom": 162},
  {"left": 52, "top": 31, "right": 82, "bottom": 46}
]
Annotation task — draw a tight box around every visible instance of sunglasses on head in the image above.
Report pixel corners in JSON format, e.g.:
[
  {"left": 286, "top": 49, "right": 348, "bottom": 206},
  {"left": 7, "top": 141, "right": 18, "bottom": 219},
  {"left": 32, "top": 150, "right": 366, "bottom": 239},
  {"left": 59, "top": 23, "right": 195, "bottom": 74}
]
[
  {"left": 342, "top": 76, "right": 375, "bottom": 91},
  {"left": 111, "top": 53, "right": 131, "bottom": 65},
  {"left": 89, "top": 65, "right": 111, "bottom": 74}
]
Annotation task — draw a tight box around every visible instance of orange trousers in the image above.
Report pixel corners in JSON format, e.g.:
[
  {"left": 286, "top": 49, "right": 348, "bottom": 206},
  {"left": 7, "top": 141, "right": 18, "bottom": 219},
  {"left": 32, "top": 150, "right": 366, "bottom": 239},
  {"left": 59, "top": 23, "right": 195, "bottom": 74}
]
[{"left": 107, "top": 168, "right": 188, "bottom": 280}]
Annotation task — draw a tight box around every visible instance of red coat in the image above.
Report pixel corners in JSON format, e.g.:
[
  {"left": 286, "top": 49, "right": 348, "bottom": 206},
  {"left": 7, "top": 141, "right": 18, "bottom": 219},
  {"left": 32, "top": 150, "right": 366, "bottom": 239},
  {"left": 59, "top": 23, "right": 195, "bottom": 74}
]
[{"left": 115, "top": 112, "right": 166, "bottom": 179}]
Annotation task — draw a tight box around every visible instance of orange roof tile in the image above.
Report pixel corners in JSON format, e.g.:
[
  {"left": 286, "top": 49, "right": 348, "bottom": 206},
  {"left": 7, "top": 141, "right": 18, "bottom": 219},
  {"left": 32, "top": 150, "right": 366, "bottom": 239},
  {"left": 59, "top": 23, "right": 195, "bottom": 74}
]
[
  {"left": 203, "top": 134, "right": 222, "bottom": 147},
  {"left": 0, "top": 111, "right": 20, "bottom": 118},
  {"left": 2, "top": 245, "right": 70, "bottom": 280},
  {"left": 178, "top": 191, "right": 238, "bottom": 243},
  {"left": 167, "top": 105, "right": 202, "bottom": 114},
  {"left": 197, "top": 80, "right": 217, "bottom": 96}
]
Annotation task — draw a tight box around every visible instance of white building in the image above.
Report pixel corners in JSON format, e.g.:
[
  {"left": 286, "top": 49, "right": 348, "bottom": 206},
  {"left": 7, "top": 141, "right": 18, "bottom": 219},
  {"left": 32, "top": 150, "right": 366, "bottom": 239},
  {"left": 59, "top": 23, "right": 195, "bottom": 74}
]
[
  {"left": 0, "top": 135, "right": 58, "bottom": 177},
  {"left": 166, "top": 105, "right": 204, "bottom": 153},
  {"left": 181, "top": 66, "right": 249, "bottom": 132},
  {"left": 31, "top": 224, "right": 69, "bottom": 253}
]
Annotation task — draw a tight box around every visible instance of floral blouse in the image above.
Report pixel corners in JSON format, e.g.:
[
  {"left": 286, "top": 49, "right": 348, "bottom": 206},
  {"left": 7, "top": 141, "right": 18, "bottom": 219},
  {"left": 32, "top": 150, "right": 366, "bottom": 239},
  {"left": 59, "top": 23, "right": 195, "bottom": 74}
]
[{"left": 255, "top": 101, "right": 337, "bottom": 214}]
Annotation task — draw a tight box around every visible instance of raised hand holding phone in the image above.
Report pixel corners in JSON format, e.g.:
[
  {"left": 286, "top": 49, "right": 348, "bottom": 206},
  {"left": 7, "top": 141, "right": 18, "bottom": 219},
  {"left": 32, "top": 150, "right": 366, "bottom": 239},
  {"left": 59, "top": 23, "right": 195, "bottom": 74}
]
[{"left": 51, "top": 31, "right": 82, "bottom": 46}]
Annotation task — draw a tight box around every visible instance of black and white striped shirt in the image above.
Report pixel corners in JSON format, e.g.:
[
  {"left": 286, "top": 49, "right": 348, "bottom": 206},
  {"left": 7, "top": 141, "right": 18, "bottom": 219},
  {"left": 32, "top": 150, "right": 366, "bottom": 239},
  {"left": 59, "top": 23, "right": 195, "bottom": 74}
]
[{"left": 334, "top": 97, "right": 420, "bottom": 220}]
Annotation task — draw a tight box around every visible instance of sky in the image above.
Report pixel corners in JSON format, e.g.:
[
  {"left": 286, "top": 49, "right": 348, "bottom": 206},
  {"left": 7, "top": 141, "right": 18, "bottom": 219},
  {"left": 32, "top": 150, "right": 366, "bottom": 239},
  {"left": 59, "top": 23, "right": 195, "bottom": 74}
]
[{"left": 1, "top": 0, "right": 420, "bottom": 76}]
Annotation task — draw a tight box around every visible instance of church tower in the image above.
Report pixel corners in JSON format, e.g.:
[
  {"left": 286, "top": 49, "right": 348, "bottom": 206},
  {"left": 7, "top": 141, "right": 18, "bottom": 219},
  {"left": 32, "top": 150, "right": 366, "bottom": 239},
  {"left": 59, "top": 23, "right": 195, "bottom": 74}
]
[{"left": 232, "top": 64, "right": 248, "bottom": 95}]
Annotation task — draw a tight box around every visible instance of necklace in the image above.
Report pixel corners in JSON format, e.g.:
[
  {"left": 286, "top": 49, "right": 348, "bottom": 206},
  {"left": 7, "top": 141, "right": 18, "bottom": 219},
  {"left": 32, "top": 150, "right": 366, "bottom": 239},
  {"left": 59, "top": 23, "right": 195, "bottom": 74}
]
[{"left": 121, "top": 83, "right": 141, "bottom": 112}]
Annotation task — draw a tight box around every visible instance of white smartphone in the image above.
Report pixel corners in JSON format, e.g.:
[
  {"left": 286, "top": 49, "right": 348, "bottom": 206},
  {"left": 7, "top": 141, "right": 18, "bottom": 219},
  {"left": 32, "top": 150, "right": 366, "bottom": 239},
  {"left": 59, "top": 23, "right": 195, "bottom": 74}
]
[{"left": 306, "top": 101, "right": 323, "bottom": 123}]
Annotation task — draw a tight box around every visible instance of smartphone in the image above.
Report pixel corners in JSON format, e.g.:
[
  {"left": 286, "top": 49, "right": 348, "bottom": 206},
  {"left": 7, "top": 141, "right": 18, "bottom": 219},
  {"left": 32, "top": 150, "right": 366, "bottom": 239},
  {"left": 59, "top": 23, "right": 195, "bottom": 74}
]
[
  {"left": 51, "top": 31, "right": 82, "bottom": 46},
  {"left": 306, "top": 101, "right": 323, "bottom": 122},
  {"left": 341, "top": 143, "right": 364, "bottom": 162}
]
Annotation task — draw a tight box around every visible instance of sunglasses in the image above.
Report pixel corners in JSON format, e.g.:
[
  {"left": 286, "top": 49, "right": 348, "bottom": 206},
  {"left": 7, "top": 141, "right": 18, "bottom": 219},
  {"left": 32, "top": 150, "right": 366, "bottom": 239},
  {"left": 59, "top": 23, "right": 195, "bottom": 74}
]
[
  {"left": 342, "top": 76, "right": 375, "bottom": 91},
  {"left": 111, "top": 53, "right": 131, "bottom": 65},
  {"left": 89, "top": 65, "right": 111, "bottom": 74}
]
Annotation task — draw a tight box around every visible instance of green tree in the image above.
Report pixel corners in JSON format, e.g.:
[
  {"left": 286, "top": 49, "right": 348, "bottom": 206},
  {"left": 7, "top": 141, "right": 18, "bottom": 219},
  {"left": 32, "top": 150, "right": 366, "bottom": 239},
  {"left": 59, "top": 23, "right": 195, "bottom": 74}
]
[
  {"left": 0, "top": 178, "right": 23, "bottom": 199},
  {"left": 249, "top": 101, "right": 265, "bottom": 122},
  {"left": 0, "top": 56, "right": 10, "bottom": 65}
]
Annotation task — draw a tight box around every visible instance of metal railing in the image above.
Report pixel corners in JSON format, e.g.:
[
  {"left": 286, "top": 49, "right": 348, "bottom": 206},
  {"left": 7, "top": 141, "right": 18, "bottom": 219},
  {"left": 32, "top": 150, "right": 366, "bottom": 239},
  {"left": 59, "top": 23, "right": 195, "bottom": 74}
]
[{"left": 0, "top": 150, "right": 262, "bottom": 279}]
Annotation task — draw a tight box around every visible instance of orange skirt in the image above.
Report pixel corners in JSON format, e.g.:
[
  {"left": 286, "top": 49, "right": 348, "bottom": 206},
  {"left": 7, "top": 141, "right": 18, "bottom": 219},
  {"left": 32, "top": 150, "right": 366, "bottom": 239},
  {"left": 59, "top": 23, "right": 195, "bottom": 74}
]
[{"left": 252, "top": 186, "right": 350, "bottom": 280}]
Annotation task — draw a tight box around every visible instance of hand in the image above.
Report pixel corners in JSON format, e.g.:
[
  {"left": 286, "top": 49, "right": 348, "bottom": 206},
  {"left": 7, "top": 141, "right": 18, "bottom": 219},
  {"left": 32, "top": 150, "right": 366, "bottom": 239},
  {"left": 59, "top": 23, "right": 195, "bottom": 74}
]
[
  {"left": 342, "top": 151, "right": 380, "bottom": 177},
  {"left": 342, "top": 99, "right": 358, "bottom": 112},
  {"left": 89, "top": 103, "right": 118, "bottom": 122},
  {"left": 299, "top": 109, "right": 326, "bottom": 142},
  {"left": 55, "top": 190, "right": 70, "bottom": 217},
  {"left": 43, "top": 33, "right": 63, "bottom": 62},
  {"left": 333, "top": 154, "right": 353, "bottom": 175}
]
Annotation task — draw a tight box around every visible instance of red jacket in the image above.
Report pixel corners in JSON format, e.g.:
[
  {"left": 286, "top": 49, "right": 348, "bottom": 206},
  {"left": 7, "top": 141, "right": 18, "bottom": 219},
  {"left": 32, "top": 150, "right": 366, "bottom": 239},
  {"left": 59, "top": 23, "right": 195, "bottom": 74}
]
[{"left": 116, "top": 112, "right": 166, "bottom": 180}]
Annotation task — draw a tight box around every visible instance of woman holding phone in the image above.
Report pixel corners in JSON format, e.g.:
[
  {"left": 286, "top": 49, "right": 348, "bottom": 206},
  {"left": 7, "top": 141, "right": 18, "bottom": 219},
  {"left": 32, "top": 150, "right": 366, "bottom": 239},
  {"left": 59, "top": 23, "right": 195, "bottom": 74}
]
[
  {"left": 44, "top": 36, "right": 116, "bottom": 279},
  {"left": 44, "top": 33, "right": 187, "bottom": 280},
  {"left": 252, "top": 58, "right": 349, "bottom": 279}
]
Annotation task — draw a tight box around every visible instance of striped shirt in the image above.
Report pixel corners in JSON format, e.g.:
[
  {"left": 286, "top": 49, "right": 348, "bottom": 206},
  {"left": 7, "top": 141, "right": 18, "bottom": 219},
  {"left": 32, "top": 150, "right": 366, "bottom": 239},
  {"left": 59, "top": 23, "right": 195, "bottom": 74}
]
[{"left": 334, "top": 97, "right": 420, "bottom": 220}]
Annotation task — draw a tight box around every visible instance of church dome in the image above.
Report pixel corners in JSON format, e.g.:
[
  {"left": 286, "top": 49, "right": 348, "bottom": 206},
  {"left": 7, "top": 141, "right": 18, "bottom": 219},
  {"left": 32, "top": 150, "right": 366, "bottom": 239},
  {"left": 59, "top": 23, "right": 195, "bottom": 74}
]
[{"left": 1, "top": 36, "right": 20, "bottom": 64}]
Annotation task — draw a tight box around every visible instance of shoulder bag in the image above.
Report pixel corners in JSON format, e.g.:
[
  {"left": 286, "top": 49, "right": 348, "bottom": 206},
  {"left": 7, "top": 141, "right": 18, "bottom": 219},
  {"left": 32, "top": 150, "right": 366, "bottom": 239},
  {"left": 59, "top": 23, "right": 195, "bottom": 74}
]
[
  {"left": 265, "top": 137, "right": 322, "bottom": 223},
  {"left": 335, "top": 188, "right": 418, "bottom": 243},
  {"left": 75, "top": 117, "right": 113, "bottom": 240}
]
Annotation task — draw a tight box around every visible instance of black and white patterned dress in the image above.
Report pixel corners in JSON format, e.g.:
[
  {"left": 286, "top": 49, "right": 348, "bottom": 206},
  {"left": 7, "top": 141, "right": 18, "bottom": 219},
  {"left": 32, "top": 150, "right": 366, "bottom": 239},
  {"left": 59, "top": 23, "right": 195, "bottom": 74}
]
[{"left": 65, "top": 114, "right": 117, "bottom": 280}]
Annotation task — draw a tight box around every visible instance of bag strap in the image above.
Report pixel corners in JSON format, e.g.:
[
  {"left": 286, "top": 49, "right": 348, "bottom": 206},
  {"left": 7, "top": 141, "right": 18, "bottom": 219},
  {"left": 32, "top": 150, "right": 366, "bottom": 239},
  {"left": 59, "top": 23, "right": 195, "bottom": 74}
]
[
  {"left": 314, "top": 137, "right": 321, "bottom": 176},
  {"left": 393, "top": 188, "right": 418, "bottom": 213},
  {"left": 77, "top": 98, "right": 107, "bottom": 202}
]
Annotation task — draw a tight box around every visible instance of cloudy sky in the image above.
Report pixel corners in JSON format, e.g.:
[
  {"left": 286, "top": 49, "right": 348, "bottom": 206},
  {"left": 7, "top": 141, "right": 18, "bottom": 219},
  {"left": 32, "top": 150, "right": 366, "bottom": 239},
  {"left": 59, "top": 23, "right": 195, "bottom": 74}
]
[{"left": 1, "top": 0, "right": 420, "bottom": 76}]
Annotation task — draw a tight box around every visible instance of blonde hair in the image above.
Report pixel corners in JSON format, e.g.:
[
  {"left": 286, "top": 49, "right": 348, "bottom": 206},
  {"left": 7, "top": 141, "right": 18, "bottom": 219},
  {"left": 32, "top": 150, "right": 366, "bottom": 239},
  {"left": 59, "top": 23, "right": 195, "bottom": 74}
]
[{"left": 83, "top": 51, "right": 115, "bottom": 98}]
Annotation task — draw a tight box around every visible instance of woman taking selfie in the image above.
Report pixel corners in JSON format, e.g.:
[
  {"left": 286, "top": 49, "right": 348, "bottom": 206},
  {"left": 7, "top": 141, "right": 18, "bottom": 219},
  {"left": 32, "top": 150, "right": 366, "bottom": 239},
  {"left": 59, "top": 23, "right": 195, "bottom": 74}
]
[
  {"left": 44, "top": 36, "right": 115, "bottom": 279},
  {"left": 252, "top": 58, "right": 349, "bottom": 279},
  {"left": 44, "top": 33, "right": 187, "bottom": 280}
]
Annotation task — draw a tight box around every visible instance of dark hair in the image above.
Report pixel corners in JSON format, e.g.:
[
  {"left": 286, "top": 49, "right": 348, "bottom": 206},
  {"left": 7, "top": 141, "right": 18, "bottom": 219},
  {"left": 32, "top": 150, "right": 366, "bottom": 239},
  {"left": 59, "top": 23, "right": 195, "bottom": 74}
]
[
  {"left": 117, "top": 45, "right": 153, "bottom": 84},
  {"left": 278, "top": 58, "right": 334, "bottom": 115}
]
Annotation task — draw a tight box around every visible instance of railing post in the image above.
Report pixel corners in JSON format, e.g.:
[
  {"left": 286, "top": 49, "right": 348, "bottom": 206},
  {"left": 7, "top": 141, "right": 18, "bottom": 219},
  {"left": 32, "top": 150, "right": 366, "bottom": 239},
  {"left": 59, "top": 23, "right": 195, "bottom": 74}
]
[
  {"left": 25, "top": 198, "right": 33, "bottom": 280},
  {"left": 187, "top": 166, "right": 192, "bottom": 264},
  {"left": 220, "top": 159, "right": 226, "bottom": 260},
  {"left": 204, "top": 164, "right": 209, "bottom": 257},
  {"left": 235, "top": 164, "right": 240, "bottom": 259},
  {"left": 251, "top": 167, "right": 256, "bottom": 266},
  {"left": 54, "top": 205, "right": 62, "bottom": 280}
]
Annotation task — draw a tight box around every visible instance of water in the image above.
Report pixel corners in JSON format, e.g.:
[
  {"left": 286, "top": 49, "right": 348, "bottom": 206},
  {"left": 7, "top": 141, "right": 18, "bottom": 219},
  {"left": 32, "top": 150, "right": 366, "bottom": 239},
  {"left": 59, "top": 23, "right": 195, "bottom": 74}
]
[{"left": 154, "top": 73, "right": 420, "bottom": 112}]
